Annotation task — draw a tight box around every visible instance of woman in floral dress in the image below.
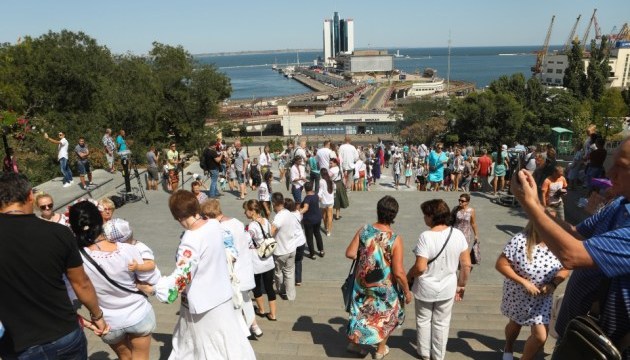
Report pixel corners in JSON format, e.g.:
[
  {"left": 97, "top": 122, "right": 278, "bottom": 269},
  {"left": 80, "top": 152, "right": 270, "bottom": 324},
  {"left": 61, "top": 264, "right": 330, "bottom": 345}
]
[
  {"left": 345, "top": 196, "right": 412, "bottom": 359},
  {"left": 452, "top": 193, "right": 479, "bottom": 246}
]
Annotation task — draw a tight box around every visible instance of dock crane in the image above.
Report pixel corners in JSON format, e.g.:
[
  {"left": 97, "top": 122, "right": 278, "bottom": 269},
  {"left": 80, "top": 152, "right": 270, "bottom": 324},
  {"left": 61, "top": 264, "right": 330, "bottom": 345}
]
[
  {"left": 582, "top": 9, "right": 602, "bottom": 45},
  {"left": 532, "top": 15, "right": 555, "bottom": 76},
  {"left": 563, "top": 15, "right": 581, "bottom": 53}
]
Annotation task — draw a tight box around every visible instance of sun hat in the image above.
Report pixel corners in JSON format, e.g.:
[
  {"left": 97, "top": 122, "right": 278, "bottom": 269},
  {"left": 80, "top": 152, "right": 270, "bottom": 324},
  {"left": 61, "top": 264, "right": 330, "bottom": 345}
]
[{"left": 103, "top": 218, "right": 132, "bottom": 243}]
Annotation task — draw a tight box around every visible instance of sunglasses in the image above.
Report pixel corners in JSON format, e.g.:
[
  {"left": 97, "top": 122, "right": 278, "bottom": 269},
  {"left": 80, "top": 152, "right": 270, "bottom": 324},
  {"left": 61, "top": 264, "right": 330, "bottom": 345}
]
[
  {"left": 39, "top": 203, "right": 54, "bottom": 210},
  {"left": 459, "top": 199, "right": 468, "bottom": 203}
]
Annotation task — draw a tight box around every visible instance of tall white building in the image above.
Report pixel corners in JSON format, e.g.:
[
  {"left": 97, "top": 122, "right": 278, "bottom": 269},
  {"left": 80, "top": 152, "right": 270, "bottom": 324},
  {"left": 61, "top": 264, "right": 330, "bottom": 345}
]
[{"left": 323, "top": 12, "right": 355, "bottom": 66}]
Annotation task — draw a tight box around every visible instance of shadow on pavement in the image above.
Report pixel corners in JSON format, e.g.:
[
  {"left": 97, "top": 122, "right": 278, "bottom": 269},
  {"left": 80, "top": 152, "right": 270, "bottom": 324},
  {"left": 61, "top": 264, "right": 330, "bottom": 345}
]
[
  {"left": 496, "top": 224, "right": 524, "bottom": 237},
  {"left": 152, "top": 332, "right": 173, "bottom": 360},
  {"left": 448, "top": 330, "right": 524, "bottom": 359},
  {"left": 293, "top": 316, "right": 360, "bottom": 358},
  {"left": 89, "top": 351, "right": 114, "bottom": 360}
]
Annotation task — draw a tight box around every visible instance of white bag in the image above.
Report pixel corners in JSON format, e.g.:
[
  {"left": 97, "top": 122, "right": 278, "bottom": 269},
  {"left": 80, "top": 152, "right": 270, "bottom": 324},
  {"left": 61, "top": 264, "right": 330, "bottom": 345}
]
[
  {"left": 225, "top": 250, "right": 243, "bottom": 309},
  {"left": 254, "top": 221, "right": 277, "bottom": 259}
]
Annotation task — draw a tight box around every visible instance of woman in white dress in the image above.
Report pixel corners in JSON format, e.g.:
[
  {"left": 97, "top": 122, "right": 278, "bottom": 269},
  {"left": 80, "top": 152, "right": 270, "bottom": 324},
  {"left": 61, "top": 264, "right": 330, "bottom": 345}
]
[
  {"left": 138, "top": 190, "right": 255, "bottom": 360},
  {"left": 496, "top": 222, "right": 569, "bottom": 360}
]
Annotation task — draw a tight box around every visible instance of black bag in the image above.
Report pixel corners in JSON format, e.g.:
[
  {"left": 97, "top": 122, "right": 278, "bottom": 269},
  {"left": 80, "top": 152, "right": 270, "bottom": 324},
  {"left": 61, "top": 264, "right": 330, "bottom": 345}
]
[
  {"left": 552, "top": 279, "right": 628, "bottom": 360},
  {"left": 552, "top": 315, "right": 622, "bottom": 360},
  {"left": 341, "top": 259, "right": 357, "bottom": 313},
  {"left": 110, "top": 195, "right": 125, "bottom": 209}
]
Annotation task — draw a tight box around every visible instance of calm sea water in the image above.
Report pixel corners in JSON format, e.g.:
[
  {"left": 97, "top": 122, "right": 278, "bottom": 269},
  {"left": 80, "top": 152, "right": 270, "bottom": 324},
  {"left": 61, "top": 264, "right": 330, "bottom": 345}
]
[{"left": 195, "top": 46, "right": 562, "bottom": 100}]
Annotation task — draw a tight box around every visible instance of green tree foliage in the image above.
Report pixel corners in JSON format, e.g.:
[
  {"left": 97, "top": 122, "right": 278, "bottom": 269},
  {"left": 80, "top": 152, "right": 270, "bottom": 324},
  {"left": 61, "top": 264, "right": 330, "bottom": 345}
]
[
  {"left": 450, "top": 91, "right": 524, "bottom": 147},
  {"left": 399, "top": 117, "right": 447, "bottom": 145},
  {"left": 488, "top": 73, "right": 527, "bottom": 103},
  {"left": 0, "top": 31, "right": 231, "bottom": 184},
  {"left": 563, "top": 41, "right": 587, "bottom": 98},
  {"left": 267, "top": 138, "right": 284, "bottom": 153},
  {"left": 593, "top": 88, "right": 629, "bottom": 138},
  {"left": 586, "top": 36, "right": 611, "bottom": 101}
]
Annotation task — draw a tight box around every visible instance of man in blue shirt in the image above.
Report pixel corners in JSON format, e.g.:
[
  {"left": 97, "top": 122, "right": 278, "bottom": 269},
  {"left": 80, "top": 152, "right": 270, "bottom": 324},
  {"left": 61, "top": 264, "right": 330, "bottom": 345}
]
[
  {"left": 116, "top": 129, "right": 127, "bottom": 152},
  {"left": 512, "top": 136, "right": 630, "bottom": 359}
]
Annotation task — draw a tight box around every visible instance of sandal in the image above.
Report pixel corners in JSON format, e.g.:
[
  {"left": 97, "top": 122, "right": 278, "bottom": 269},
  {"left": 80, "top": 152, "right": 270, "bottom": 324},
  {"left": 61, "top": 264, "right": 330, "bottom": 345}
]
[
  {"left": 374, "top": 346, "right": 390, "bottom": 359},
  {"left": 346, "top": 343, "right": 368, "bottom": 357},
  {"left": 265, "top": 313, "right": 277, "bottom": 321},
  {"left": 254, "top": 308, "right": 267, "bottom": 318}
]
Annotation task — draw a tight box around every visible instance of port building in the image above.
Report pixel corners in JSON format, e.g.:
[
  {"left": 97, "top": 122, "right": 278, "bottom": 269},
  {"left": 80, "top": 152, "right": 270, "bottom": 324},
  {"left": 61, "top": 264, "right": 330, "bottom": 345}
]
[{"left": 278, "top": 105, "right": 395, "bottom": 136}]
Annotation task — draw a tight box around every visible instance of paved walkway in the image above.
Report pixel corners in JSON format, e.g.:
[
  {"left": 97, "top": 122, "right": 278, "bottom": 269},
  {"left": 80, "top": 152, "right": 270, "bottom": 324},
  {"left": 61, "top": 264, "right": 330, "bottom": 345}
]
[{"left": 37, "top": 162, "right": 586, "bottom": 359}]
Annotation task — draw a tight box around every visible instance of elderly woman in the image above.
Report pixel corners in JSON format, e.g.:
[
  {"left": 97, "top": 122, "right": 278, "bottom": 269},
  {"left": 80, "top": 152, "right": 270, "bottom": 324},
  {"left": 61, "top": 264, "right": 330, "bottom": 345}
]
[
  {"left": 69, "top": 201, "right": 161, "bottom": 360},
  {"left": 137, "top": 190, "right": 255, "bottom": 359},
  {"left": 407, "top": 199, "right": 471, "bottom": 360},
  {"left": 427, "top": 143, "right": 448, "bottom": 191},
  {"left": 496, "top": 222, "right": 569, "bottom": 360},
  {"left": 345, "top": 196, "right": 412, "bottom": 359},
  {"left": 36, "top": 192, "right": 69, "bottom": 226},
  {"left": 99, "top": 197, "right": 115, "bottom": 223}
]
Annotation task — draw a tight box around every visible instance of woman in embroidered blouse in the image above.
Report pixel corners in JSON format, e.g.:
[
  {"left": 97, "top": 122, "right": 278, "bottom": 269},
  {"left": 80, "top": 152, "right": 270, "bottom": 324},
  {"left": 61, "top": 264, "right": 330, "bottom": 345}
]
[{"left": 137, "top": 190, "right": 255, "bottom": 359}]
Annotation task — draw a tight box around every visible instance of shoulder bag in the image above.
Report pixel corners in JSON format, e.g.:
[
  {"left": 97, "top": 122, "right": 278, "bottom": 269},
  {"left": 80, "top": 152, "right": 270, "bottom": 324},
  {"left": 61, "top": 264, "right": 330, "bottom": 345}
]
[
  {"left": 341, "top": 256, "right": 358, "bottom": 313},
  {"left": 80, "top": 248, "right": 147, "bottom": 297},
  {"left": 254, "top": 221, "right": 277, "bottom": 258},
  {"left": 552, "top": 278, "right": 629, "bottom": 360},
  {"left": 410, "top": 227, "right": 454, "bottom": 288}
]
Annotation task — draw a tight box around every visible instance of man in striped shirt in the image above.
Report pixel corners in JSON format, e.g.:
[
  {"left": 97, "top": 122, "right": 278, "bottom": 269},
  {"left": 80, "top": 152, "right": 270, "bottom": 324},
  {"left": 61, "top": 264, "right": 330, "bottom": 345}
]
[{"left": 512, "top": 136, "right": 630, "bottom": 359}]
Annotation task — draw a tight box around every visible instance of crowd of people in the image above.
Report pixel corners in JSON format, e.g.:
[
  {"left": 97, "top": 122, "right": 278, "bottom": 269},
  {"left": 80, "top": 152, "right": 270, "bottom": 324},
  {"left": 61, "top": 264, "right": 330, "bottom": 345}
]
[{"left": 0, "top": 127, "right": 628, "bottom": 360}]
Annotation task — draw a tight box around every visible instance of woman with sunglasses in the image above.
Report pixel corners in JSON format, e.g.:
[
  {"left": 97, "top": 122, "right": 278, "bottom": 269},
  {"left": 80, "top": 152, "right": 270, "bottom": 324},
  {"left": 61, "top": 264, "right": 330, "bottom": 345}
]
[
  {"left": 36, "top": 193, "right": 69, "bottom": 226},
  {"left": 452, "top": 193, "right": 479, "bottom": 247}
]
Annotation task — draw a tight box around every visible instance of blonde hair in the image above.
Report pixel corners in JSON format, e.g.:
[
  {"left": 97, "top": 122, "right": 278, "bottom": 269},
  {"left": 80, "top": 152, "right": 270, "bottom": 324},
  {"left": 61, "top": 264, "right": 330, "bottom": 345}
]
[
  {"left": 35, "top": 192, "right": 53, "bottom": 205},
  {"left": 200, "top": 199, "right": 222, "bottom": 218},
  {"left": 99, "top": 197, "right": 115, "bottom": 210},
  {"left": 523, "top": 221, "right": 540, "bottom": 262}
]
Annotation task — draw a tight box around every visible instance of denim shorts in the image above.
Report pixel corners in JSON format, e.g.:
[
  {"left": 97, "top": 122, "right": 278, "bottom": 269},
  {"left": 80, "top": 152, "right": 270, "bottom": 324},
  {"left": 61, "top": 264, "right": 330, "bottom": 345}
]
[
  {"left": 101, "top": 308, "right": 156, "bottom": 345},
  {"left": 236, "top": 171, "right": 245, "bottom": 184},
  {"left": 76, "top": 160, "right": 91, "bottom": 176}
]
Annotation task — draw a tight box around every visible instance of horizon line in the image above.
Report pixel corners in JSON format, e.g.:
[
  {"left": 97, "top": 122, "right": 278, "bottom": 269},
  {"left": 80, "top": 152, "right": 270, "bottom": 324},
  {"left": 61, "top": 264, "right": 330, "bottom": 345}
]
[{"left": 194, "top": 44, "right": 564, "bottom": 56}]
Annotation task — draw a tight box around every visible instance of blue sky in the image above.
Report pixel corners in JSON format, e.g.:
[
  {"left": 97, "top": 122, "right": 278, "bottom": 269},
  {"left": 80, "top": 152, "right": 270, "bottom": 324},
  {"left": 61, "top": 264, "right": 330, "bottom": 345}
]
[{"left": 2, "top": 0, "right": 628, "bottom": 54}]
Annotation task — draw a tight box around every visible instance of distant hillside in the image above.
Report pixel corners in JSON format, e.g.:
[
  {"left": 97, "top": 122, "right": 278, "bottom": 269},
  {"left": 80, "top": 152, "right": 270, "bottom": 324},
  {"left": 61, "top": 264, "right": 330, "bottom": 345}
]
[{"left": 195, "top": 49, "right": 320, "bottom": 57}]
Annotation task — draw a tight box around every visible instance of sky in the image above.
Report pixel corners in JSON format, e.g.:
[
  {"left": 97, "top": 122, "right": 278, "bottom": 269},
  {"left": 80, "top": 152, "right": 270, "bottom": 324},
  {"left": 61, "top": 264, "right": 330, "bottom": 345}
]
[{"left": 2, "top": 0, "right": 629, "bottom": 55}]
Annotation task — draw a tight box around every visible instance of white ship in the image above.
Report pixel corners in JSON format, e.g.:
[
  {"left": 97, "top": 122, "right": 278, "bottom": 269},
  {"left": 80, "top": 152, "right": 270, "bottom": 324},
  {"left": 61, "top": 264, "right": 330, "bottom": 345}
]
[{"left": 407, "top": 79, "right": 445, "bottom": 97}]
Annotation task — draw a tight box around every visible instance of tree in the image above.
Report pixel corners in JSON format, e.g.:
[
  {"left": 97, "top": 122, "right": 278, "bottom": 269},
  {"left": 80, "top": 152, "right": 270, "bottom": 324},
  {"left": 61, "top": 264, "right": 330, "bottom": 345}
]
[
  {"left": 586, "top": 36, "right": 611, "bottom": 101},
  {"left": 563, "top": 40, "right": 587, "bottom": 98},
  {"left": 398, "top": 98, "right": 448, "bottom": 130},
  {"left": 594, "top": 88, "right": 628, "bottom": 139},
  {"left": 488, "top": 73, "right": 527, "bottom": 103},
  {"left": 450, "top": 91, "right": 524, "bottom": 147},
  {"left": 399, "top": 117, "right": 447, "bottom": 145}
]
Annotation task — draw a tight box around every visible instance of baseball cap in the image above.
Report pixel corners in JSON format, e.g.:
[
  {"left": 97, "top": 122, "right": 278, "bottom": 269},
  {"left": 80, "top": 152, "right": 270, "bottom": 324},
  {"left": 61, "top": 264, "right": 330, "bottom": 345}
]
[{"left": 103, "top": 218, "right": 133, "bottom": 243}]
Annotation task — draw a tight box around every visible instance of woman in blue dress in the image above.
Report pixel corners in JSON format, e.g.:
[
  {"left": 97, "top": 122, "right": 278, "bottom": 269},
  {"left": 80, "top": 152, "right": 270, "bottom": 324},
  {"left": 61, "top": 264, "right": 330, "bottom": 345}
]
[
  {"left": 427, "top": 144, "right": 448, "bottom": 191},
  {"left": 345, "top": 196, "right": 412, "bottom": 359},
  {"left": 492, "top": 145, "right": 510, "bottom": 195}
]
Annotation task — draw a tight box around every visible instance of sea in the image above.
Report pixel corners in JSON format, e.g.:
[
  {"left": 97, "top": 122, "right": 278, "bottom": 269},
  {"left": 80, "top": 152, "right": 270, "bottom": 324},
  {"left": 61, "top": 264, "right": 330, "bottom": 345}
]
[{"left": 195, "top": 45, "right": 563, "bottom": 100}]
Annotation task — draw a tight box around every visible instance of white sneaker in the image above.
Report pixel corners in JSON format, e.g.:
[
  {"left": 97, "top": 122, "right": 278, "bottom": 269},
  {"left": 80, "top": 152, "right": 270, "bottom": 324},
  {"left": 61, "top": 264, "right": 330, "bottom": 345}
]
[
  {"left": 250, "top": 324, "right": 263, "bottom": 337},
  {"left": 63, "top": 182, "right": 72, "bottom": 188}
]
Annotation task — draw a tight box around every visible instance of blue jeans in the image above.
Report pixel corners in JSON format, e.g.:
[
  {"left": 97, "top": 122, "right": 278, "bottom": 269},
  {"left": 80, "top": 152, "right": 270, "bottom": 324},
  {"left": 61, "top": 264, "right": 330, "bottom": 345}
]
[
  {"left": 310, "top": 172, "right": 320, "bottom": 193},
  {"left": 209, "top": 169, "right": 220, "bottom": 197},
  {"left": 59, "top": 157, "right": 73, "bottom": 184},
  {"left": 291, "top": 185, "right": 303, "bottom": 203},
  {"left": 3, "top": 327, "right": 87, "bottom": 360}
]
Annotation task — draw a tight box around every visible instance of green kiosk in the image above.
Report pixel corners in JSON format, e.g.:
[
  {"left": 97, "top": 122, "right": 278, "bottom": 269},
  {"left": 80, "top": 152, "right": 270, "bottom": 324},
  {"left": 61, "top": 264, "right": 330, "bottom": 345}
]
[{"left": 551, "top": 127, "right": 573, "bottom": 155}]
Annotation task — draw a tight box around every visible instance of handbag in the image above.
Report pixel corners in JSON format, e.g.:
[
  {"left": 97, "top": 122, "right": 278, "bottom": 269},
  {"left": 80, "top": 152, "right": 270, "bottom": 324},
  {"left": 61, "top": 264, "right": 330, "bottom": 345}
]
[
  {"left": 552, "top": 279, "right": 629, "bottom": 360},
  {"left": 470, "top": 239, "right": 481, "bottom": 265},
  {"left": 225, "top": 251, "right": 243, "bottom": 310},
  {"left": 79, "top": 248, "right": 147, "bottom": 297},
  {"left": 341, "top": 258, "right": 357, "bottom": 313},
  {"left": 254, "top": 221, "right": 277, "bottom": 258}
]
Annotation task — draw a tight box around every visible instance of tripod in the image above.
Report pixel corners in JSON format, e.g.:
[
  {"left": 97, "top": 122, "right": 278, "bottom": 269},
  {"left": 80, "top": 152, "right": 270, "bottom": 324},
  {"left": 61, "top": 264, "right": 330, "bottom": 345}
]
[{"left": 119, "top": 155, "right": 148, "bottom": 204}]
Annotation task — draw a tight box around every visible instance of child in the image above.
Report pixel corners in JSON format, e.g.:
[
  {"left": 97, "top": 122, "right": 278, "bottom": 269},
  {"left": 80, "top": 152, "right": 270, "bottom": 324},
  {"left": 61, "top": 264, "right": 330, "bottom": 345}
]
[
  {"left": 250, "top": 157, "right": 262, "bottom": 190},
  {"left": 191, "top": 180, "right": 208, "bottom": 204},
  {"left": 404, "top": 158, "right": 413, "bottom": 188},
  {"left": 103, "top": 218, "right": 157, "bottom": 273},
  {"left": 228, "top": 161, "right": 237, "bottom": 191},
  {"left": 416, "top": 162, "right": 427, "bottom": 191},
  {"left": 392, "top": 155, "right": 402, "bottom": 190},
  {"left": 258, "top": 171, "right": 273, "bottom": 218}
]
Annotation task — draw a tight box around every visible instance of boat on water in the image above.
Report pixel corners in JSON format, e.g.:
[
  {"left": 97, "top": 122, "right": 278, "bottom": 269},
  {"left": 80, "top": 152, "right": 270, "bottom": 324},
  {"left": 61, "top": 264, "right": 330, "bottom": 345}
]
[{"left": 394, "top": 50, "right": 405, "bottom": 58}]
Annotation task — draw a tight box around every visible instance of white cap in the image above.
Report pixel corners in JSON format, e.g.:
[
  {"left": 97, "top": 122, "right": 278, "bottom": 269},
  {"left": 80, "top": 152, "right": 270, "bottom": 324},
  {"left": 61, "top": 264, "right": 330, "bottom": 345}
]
[
  {"left": 501, "top": 144, "right": 508, "bottom": 150},
  {"left": 103, "top": 218, "right": 132, "bottom": 243}
]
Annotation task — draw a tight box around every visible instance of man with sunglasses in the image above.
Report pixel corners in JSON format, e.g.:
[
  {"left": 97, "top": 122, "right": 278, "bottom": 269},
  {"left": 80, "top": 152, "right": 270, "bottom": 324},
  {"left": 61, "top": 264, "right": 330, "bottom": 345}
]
[{"left": 44, "top": 131, "right": 73, "bottom": 188}]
